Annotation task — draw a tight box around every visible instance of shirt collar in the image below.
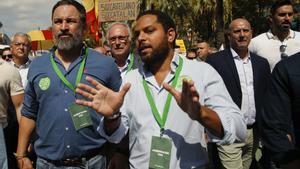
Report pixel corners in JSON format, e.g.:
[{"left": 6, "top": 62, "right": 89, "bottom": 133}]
[
  {"left": 51, "top": 45, "right": 87, "bottom": 62},
  {"left": 266, "top": 29, "right": 296, "bottom": 40},
  {"left": 12, "top": 59, "right": 31, "bottom": 69},
  {"left": 118, "top": 53, "right": 132, "bottom": 72},
  {"left": 230, "top": 48, "right": 251, "bottom": 61},
  {"left": 141, "top": 52, "right": 179, "bottom": 79}
]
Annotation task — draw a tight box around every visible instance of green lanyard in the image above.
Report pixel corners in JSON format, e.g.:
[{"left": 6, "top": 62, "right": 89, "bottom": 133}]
[
  {"left": 142, "top": 57, "right": 183, "bottom": 135},
  {"left": 50, "top": 48, "right": 88, "bottom": 92},
  {"left": 125, "top": 52, "right": 134, "bottom": 75}
]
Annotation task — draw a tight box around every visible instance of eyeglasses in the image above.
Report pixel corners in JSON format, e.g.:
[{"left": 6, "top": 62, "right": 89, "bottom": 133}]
[
  {"left": 1, "top": 54, "right": 12, "bottom": 61},
  {"left": 279, "top": 45, "right": 288, "bottom": 59},
  {"left": 108, "top": 36, "right": 129, "bottom": 44}
]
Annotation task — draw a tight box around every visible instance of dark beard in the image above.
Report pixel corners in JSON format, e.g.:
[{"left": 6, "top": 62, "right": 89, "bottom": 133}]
[
  {"left": 278, "top": 21, "right": 291, "bottom": 32},
  {"left": 54, "top": 31, "right": 83, "bottom": 51},
  {"left": 143, "top": 38, "right": 170, "bottom": 67}
]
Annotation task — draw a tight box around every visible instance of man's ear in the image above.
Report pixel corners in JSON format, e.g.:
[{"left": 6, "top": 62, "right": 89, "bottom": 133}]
[{"left": 167, "top": 28, "right": 176, "bottom": 44}]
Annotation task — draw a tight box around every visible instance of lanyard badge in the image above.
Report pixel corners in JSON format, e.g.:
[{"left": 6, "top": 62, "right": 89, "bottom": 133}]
[
  {"left": 50, "top": 48, "right": 92, "bottom": 130},
  {"left": 145, "top": 57, "right": 183, "bottom": 169}
]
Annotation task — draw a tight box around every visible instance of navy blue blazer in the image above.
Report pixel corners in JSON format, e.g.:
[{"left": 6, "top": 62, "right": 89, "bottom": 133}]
[
  {"left": 206, "top": 49, "right": 271, "bottom": 122},
  {"left": 261, "top": 52, "right": 300, "bottom": 164}
]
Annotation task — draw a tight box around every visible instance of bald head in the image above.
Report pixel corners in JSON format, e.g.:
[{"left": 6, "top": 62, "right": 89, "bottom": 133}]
[
  {"left": 229, "top": 18, "right": 252, "bottom": 32},
  {"left": 228, "top": 18, "right": 252, "bottom": 54}
]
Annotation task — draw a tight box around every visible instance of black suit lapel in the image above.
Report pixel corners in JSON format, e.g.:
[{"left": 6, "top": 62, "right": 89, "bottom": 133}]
[
  {"left": 225, "top": 49, "right": 241, "bottom": 90},
  {"left": 250, "top": 53, "right": 259, "bottom": 103}
]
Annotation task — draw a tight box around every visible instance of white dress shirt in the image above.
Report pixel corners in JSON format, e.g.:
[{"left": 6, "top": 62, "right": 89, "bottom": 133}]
[
  {"left": 231, "top": 48, "right": 256, "bottom": 126},
  {"left": 12, "top": 59, "right": 31, "bottom": 88},
  {"left": 98, "top": 54, "right": 246, "bottom": 169}
]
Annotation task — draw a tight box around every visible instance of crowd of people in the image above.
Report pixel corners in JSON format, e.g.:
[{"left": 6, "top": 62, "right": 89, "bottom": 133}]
[{"left": 0, "top": 0, "right": 300, "bottom": 169}]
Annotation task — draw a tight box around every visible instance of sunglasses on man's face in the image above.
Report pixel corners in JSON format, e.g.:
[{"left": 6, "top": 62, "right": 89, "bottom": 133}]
[{"left": 1, "top": 54, "right": 12, "bottom": 61}]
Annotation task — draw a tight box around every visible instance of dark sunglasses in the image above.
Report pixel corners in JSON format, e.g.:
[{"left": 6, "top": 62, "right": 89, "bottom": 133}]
[
  {"left": 279, "top": 45, "right": 288, "bottom": 59},
  {"left": 1, "top": 54, "right": 12, "bottom": 60}
]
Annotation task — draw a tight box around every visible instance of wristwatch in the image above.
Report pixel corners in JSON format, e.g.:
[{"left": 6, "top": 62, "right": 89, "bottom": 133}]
[{"left": 106, "top": 111, "right": 121, "bottom": 120}]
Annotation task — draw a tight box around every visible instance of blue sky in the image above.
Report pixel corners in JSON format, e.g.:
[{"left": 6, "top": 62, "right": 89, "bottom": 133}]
[{"left": 0, "top": 0, "right": 59, "bottom": 38}]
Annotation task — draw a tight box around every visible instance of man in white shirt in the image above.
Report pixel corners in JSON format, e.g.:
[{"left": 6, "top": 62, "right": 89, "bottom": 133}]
[
  {"left": 76, "top": 10, "right": 247, "bottom": 169},
  {"left": 106, "top": 22, "right": 140, "bottom": 78},
  {"left": 249, "top": 0, "right": 300, "bottom": 71},
  {"left": 10, "top": 32, "right": 31, "bottom": 87}
]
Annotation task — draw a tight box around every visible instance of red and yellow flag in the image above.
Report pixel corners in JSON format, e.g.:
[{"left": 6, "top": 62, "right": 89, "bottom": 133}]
[
  {"left": 27, "top": 30, "right": 54, "bottom": 50},
  {"left": 82, "top": 0, "right": 101, "bottom": 42}
]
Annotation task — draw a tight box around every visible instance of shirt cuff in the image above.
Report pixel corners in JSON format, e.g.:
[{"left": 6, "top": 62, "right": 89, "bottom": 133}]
[
  {"left": 208, "top": 110, "right": 247, "bottom": 145},
  {"left": 97, "top": 115, "right": 128, "bottom": 144}
]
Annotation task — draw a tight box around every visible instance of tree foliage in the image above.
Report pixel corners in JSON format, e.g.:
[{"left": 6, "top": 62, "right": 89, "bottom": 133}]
[{"left": 137, "top": 0, "right": 300, "bottom": 49}]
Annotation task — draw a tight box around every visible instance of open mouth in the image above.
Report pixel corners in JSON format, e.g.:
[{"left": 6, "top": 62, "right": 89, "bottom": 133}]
[
  {"left": 59, "top": 34, "right": 72, "bottom": 39},
  {"left": 281, "top": 24, "right": 290, "bottom": 28}
]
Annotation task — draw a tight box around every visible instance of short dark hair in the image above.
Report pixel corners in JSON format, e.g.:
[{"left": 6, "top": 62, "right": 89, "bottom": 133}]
[
  {"left": 52, "top": 0, "right": 87, "bottom": 29},
  {"left": 137, "top": 10, "right": 177, "bottom": 47},
  {"left": 197, "top": 39, "right": 210, "bottom": 45},
  {"left": 270, "top": 0, "right": 293, "bottom": 15},
  {"left": 1, "top": 47, "right": 10, "bottom": 55}
]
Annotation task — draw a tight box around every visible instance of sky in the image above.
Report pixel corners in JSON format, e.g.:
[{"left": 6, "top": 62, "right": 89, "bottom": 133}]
[{"left": 0, "top": 0, "right": 59, "bottom": 38}]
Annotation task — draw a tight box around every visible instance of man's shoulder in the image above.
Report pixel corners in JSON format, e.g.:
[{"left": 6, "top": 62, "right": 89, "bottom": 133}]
[
  {"left": 210, "top": 49, "right": 228, "bottom": 57},
  {"left": 278, "top": 51, "right": 300, "bottom": 69},
  {"left": 87, "top": 48, "right": 116, "bottom": 65},
  {"left": 250, "top": 52, "right": 268, "bottom": 62},
  {"left": 206, "top": 49, "right": 229, "bottom": 63},
  {"left": 0, "top": 61, "right": 19, "bottom": 73},
  {"left": 250, "top": 52, "right": 270, "bottom": 71},
  {"left": 183, "top": 58, "right": 219, "bottom": 79},
  {"left": 31, "top": 53, "right": 51, "bottom": 65},
  {"left": 293, "top": 30, "right": 300, "bottom": 39},
  {"left": 293, "top": 30, "right": 300, "bottom": 34},
  {"left": 250, "top": 32, "right": 270, "bottom": 45}
]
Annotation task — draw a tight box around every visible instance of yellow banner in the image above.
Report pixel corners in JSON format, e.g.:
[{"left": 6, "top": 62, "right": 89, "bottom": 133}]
[
  {"left": 176, "top": 39, "right": 186, "bottom": 52},
  {"left": 98, "top": 0, "right": 138, "bottom": 22}
]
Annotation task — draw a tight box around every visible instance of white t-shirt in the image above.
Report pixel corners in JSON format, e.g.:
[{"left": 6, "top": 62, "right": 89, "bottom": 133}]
[{"left": 249, "top": 30, "right": 300, "bottom": 71}]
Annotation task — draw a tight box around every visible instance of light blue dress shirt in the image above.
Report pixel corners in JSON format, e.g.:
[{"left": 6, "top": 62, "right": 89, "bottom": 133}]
[{"left": 99, "top": 53, "right": 246, "bottom": 169}]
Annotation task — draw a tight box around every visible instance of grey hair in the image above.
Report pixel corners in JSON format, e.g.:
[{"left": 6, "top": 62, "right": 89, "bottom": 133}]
[
  {"left": 11, "top": 32, "right": 32, "bottom": 44},
  {"left": 106, "top": 22, "right": 132, "bottom": 40}
]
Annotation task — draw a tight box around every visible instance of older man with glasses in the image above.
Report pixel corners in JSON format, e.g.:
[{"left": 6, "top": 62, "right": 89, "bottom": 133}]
[
  {"left": 10, "top": 33, "right": 32, "bottom": 88},
  {"left": 249, "top": 0, "right": 300, "bottom": 71},
  {"left": 106, "top": 22, "right": 141, "bottom": 78}
]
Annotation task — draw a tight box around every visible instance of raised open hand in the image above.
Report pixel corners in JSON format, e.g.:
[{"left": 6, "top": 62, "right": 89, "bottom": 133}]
[
  {"left": 75, "top": 76, "right": 131, "bottom": 117},
  {"left": 163, "top": 79, "right": 201, "bottom": 121}
]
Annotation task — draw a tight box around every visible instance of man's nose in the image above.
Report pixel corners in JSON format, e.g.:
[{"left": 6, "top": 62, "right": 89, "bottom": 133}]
[
  {"left": 137, "top": 32, "right": 146, "bottom": 42},
  {"left": 115, "top": 38, "right": 122, "bottom": 44},
  {"left": 61, "top": 21, "right": 69, "bottom": 30}
]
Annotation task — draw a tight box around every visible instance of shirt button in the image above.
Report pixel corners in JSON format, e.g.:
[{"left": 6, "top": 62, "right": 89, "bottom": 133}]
[
  {"left": 67, "top": 145, "right": 70, "bottom": 148},
  {"left": 65, "top": 127, "right": 69, "bottom": 131},
  {"left": 64, "top": 90, "right": 68, "bottom": 93},
  {"left": 64, "top": 108, "right": 68, "bottom": 112}
]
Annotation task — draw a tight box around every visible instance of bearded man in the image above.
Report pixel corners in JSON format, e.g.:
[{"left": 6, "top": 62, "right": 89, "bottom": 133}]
[{"left": 16, "top": 0, "right": 122, "bottom": 168}]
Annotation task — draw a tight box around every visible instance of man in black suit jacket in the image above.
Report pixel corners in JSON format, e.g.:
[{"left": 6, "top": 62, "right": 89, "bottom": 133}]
[
  {"left": 206, "top": 18, "right": 271, "bottom": 169},
  {"left": 261, "top": 52, "right": 300, "bottom": 169}
]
